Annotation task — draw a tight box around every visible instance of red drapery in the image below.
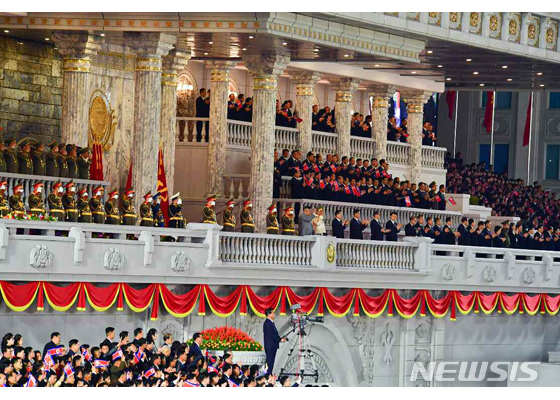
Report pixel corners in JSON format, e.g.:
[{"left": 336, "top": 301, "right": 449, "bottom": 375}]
[
  {"left": 2, "top": 281, "right": 560, "bottom": 320},
  {"left": 90, "top": 143, "right": 104, "bottom": 181},
  {"left": 483, "top": 91, "right": 494, "bottom": 134}
]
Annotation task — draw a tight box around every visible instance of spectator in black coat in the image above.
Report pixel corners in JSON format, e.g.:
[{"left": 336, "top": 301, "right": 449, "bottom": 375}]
[
  {"left": 332, "top": 210, "right": 348, "bottom": 239},
  {"left": 456, "top": 217, "right": 470, "bottom": 246},
  {"left": 384, "top": 212, "right": 401, "bottom": 242},
  {"left": 349, "top": 209, "right": 369, "bottom": 240},
  {"left": 405, "top": 216, "right": 418, "bottom": 237},
  {"left": 370, "top": 211, "right": 385, "bottom": 241},
  {"left": 195, "top": 88, "right": 210, "bottom": 142}
]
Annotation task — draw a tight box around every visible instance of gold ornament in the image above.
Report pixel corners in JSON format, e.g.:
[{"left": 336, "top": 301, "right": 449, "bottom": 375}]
[
  {"left": 490, "top": 15, "right": 498, "bottom": 31},
  {"left": 470, "top": 12, "right": 479, "bottom": 27},
  {"left": 450, "top": 12, "right": 458, "bottom": 23},
  {"left": 547, "top": 27, "right": 555, "bottom": 43},
  {"left": 326, "top": 242, "right": 336, "bottom": 264},
  {"left": 509, "top": 18, "right": 518, "bottom": 35},
  {"left": 89, "top": 90, "right": 117, "bottom": 151},
  {"left": 528, "top": 24, "right": 536, "bottom": 40}
]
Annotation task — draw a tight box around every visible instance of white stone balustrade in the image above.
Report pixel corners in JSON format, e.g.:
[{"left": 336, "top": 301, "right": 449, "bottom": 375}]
[
  {"left": 337, "top": 239, "right": 416, "bottom": 270},
  {"left": 386, "top": 141, "right": 410, "bottom": 165},
  {"left": 421, "top": 145, "right": 446, "bottom": 169},
  {"left": 311, "top": 130, "right": 338, "bottom": 156},
  {"left": 226, "top": 120, "right": 252, "bottom": 147},
  {"left": 223, "top": 174, "right": 249, "bottom": 199},
  {"left": 176, "top": 117, "right": 209, "bottom": 143},
  {"left": 274, "top": 125, "right": 300, "bottom": 152},
  {"left": 350, "top": 136, "right": 377, "bottom": 161}
]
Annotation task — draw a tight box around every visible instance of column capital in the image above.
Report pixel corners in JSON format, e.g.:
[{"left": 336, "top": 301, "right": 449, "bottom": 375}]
[
  {"left": 330, "top": 77, "right": 360, "bottom": 94},
  {"left": 367, "top": 84, "right": 397, "bottom": 108},
  {"left": 51, "top": 31, "right": 101, "bottom": 58},
  {"left": 243, "top": 53, "right": 290, "bottom": 89},
  {"left": 206, "top": 60, "right": 237, "bottom": 82},
  {"left": 401, "top": 90, "right": 432, "bottom": 113},
  {"left": 161, "top": 51, "right": 190, "bottom": 86},
  {"left": 290, "top": 70, "right": 322, "bottom": 86},
  {"left": 124, "top": 32, "right": 176, "bottom": 57}
]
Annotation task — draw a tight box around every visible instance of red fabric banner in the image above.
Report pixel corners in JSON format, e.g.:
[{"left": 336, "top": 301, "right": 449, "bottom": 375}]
[
  {"left": 446, "top": 91, "right": 456, "bottom": 119},
  {"left": 90, "top": 143, "right": 104, "bottom": 181},
  {"left": 125, "top": 162, "right": 133, "bottom": 191},
  {"left": 523, "top": 94, "right": 532, "bottom": 147},
  {"left": 483, "top": 91, "right": 494, "bottom": 133},
  {"left": 157, "top": 148, "right": 170, "bottom": 226}
]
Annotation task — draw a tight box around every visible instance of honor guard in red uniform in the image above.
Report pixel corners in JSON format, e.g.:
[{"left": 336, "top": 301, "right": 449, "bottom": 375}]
[
  {"left": 63, "top": 181, "right": 78, "bottom": 222},
  {"left": 266, "top": 204, "right": 279, "bottom": 234},
  {"left": 77, "top": 187, "right": 92, "bottom": 223},
  {"left": 282, "top": 206, "right": 296, "bottom": 235},
  {"left": 222, "top": 199, "right": 235, "bottom": 232},
  {"left": 202, "top": 196, "right": 217, "bottom": 224},
  {"left": 140, "top": 191, "right": 154, "bottom": 227},
  {"left": 240, "top": 199, "right": 255, "bottom": 233},
  {"left": 90, "top": 186, "right": 106, "bottom": 224},
  {"left": 28, "top": 182, "right": 45, "bottom": 217},
  {"left": 0, "top": 180, "right": 9, "bottom": 217},
  {"left": 48, "top": 181, "right": 65, "bottom": 221},
  {"left": 105, "top": 190, "right": 121, "bottom": 225}
]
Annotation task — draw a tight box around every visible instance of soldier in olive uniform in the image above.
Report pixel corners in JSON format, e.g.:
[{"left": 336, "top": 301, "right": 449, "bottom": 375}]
[
  {"left": 240, "top": 199, "right": 255, "bottom": 233},
  {"left": 222, "top": 199, "right": 235, "bottom": 232},
  {"left": 105, "top": 190, "right": 121, "bottom": 225},
  {"left": 140, "top": 191, "right": 154, "bottom": 227},
  {"left": 28, "top": 182, "right": 46, "bottom": 217},
  {"left": 46, "top": 141, "right": 59, "bottom": 177},
  {"left": 62, "top": 180, "right": 78, "bottom": 222},
  {"left": 17, "top": 139, "right": 33, "bottom": 175},
  {"left": 66, "top": 144, "right": 79, "bottom": 179},
  {"left": 0, "top": 180, "right": 9, "bottom": 217},
  {"left": 90, "top": 186, "right": 106, "bottom": 224},
  {"left": 0, "top": 142, "right": 6, "bottom": 173},
  {"left": 4, "top": 137, "right": 18, "bottom": 173},
  {"left": 31, "top": 141, "right": 46, "bottom": 176},
  {"left": 169, "top": 192, "right": 184, "bottom": 229},
  {"left": 77, "top": 147, "right": 92, "bottom": 180},
  {"left": 77, "top": 187, "right": 92, "bottom": 223},
  {"left": 9, "top": 184, "right": 26, "bottom": 217},
  {"left": 48, "top": 181, "right": 65, "bottom": 221},
  {"left": 266, "top": 204, "right": 279, "bottom": 235},
  {"left": 202, "top": 196, "right": 217, "bottom": 224},
  {"left": 58, "top": 143, "right": 69, "bottom": 178},
  {"left": 152, "top": 192, "right": 165, "bottom": 227},
  {"left": 281, "top": 206, "right": 296, "bottom": 236},
  {"left": 122, "top": 189, "right": 137, "bottom": 226}
]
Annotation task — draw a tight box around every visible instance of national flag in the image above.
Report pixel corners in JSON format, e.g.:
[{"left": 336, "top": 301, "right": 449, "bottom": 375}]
[
  {"left": 0, "top": 383, "right": 6, "bottom": 387},
  {"left": 47, "top": 346, "right": 64, "bottom": 357},
  {"left": 125, "top": 162, "right": 133, "bottom": 191},
  {"left": 446, "top": 91, "right": 457, "bottom": 119},
  {"left": 143, "top": 367, "right": 156, "bottom": 379},
  {"left": 303, "top": 162, "right": 310, "bottom": 172},
  {"left": 523, "top": 94, "right": 532, "bottom": 147},
  {"left": 126, "top": 371, "right": 133, "bottom": 381},
  {"left": 345, "top": 185, "right": 351, "bottom": 195},
  {"left": 93, "top": 359, "right": 109, "bottom": 369},
  {"left": 295, "top": 117, "right": 303, "bottom": 123},
  {"left": 449, "top": 196, "right": 457, "bottom": 206},
  {"left": 405, "top": 196, "right": 412, "bottom": 207},
  {"left": 81, "top": 347, "right": 92, "bottom": 362},
  {"left": 208, "top": 366, "right": 218, "bottom": 374},
  {"left": 435, "top": 195, "right": 441, "bottom": 203},
  {"left": 330, "top": 164, "right": 337, "bottom": 173},
  {"left": 319, "top": 180, "right": 326, "bottom": 190},
  {"left": 228, "top": 378, "right": 239, "bottom": 387},
  {"left": 183, "top": 380, "right": 200, "bottom": 387},
  {"left": 43, "top": 353, "right": 54, "bottom": 369},
  {"left": 25, "top": 374, "right": 37, "bottom": 387},
  {"left": 331, "top": 181, "right": 339, "bottom": 191},
  {"left": 313, "top": 164, "right": 320, "bottom": 174},
  {"left": 112, "top": 349, "right": 124, "bottom": 361},
  {"left": 483, "top": 91, "right": 494, "bottom": 134},
  {"left": 134, "top": 349, "right": 144, "bottom": 363},
  {"left": 351, "top": 186, "right": 361, "bottom": 197},
  {"left": 156, "top": 148, "right": 170, "bottom": 226},
  {"left": 63, "top": 363, "right": 74, "bottom": 377},
  {"left": 205, "top": 350, "right": 216, "bottom": 364}
]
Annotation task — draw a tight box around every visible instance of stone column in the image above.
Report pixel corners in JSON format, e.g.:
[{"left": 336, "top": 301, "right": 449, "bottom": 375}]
[
  {"left": 368, "top": 84, "right": 396, "bottom": 161},
  {"left": 331, "top": 78, "right": 360, "bottom": 157},
  {"left": 244, "top": 53, "right": 290, "bottom": 232},
  {"left": 402, "top": 91, "right": 431, "bottom": 184},
  {"left": 125, "top": 32, "right": 176, "bottom": 205},
  {"left": 291, "top": 71, "right": 321, "bottom": 154},
  {"left": 206, "top": 61, "right": 237, "bottom": 197},
  {"left": 161, "top": 50, "right": 190, "bottom": 197},
  {"left": 52, "top": 32, "right": 100, "bottom": 147}
]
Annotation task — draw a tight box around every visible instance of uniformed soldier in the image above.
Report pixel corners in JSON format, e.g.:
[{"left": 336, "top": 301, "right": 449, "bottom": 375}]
[
  {"left": 17, "top": 139, "right": 33, "bottom": 175},
  {"left": 105, "top": 190, "right": 121, "bottom": 225},
  {"left": 46, "top": 141, "right": 59, "bottom": 177},
  {"left": 0, "top": 142, "right": 7, "bottom": 173},
  {"left": 77, "top": 147, "right": 92, "bottom": 180},
  {"left": 266, "top": 204, "right": 279, "bottom": 235},
  {"left": 152, "top": 192, "right": 165, "bottom": 227},
  {"left": 66, "top": 144, "right": 79, "bottom": 179},
  {"left": 140, "top": 191, "right": 154, "bottom": 227},
  {"left": 58, "top": 143, "right": 69, "bottom": 178},
  {"left": 28, "top": 182, "right": 45, "bottom": 217},
  {"left": 4, "top": 137, "right": 18, "bottom": 173},
  {"left": 169, "top": 192, "right": 184, "bottom": 229},
  {"left": 281, "top": 206, "right": 296, "bottom": 235},
  {"left": 62, "top": 180, "right": 78, "bottom": 222},
  {"left": 122, "top": 189, "right": 137, "bottom": 226},
  {"left": 90, "top": 186, "right": 106, "bottom": 224},
  {"left": 202, "top": 195, "right": 217, "bottom": 224},
  {"left": 240, "top": 199, "right": 255, "bottom": 233},
  {"left": 48, "top": 181, "right": 65, "bottom": 221},
  {"left": 77, "top": 187, "right": 92, "bottom": 223},
  {"left": 0, "top": 180, "right": 9, "bottom": 217},
  {"left": 9, "top": 184, "right": 25, "bottom": 217},
  {"left": 222, "top": 199, "right": 235, "bottom": 232},
  {"left": 31, "top": 141, "right": 46, "bottom": 176}
]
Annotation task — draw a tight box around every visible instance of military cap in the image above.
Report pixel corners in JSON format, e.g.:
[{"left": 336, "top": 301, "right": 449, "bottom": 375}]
[
  {"left": 78, "top": 147, "right": 90, "bottom": 155},
  {"left": 170, "top": 192, "right": 181, "bottom": 201},
  {"left": 5, "top": 136, "right": 16, "bottom": 145},
  {"left": 66, "top": 144, "right": 76, "bottom": 153},
  {"left": 48, "top": 141, "right": 58, "bottom": 149}
]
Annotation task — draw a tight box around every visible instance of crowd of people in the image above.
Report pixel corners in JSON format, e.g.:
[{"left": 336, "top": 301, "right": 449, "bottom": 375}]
[
  {"left": 0, "top": 329, "right": 302, "bottom": 387},
  {"left": 0, "top": 137, "right": 93, "bottom": 179}
]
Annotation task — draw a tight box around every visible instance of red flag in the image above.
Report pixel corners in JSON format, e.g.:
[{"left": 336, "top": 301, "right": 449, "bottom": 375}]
[
  {"left": 446, "top": 91, "right": 456, "bottom": 119},
  {"left": 449, "top": 196, "right": 457, "bottom": 206},
  {"left": 157, "top": 148, "right": 170, "bottom": 226},
  {"left": 125, "top": 162, "right": 133, "bottom": 191},
  {"left": 483, "top": 92, "right": 494, "bottom": 133},
  {"left": 523, "top": 94, "right": 532, "bottom": 147},
  {"left": 405, "top": 196, "right": 411, "bottom": 207},
  {"left": 90, "top": 143, "right": 104, "bottom": 181}
]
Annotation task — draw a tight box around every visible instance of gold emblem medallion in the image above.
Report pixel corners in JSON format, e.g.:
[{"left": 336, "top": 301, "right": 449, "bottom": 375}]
[
  {"left": 89, "top": 90, "right": 117, "bottom": 151},
  {"left": 326, "top": 242, "right": 336, "bottom": 263}
]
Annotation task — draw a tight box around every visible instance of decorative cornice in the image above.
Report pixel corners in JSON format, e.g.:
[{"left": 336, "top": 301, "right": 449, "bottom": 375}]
[{"left": 51, "top": 31, "right": 101, "bottom": 58}]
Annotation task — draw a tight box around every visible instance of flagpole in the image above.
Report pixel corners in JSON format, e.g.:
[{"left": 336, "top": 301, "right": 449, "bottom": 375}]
[
  {"left": 490, "top": 90, "right": 496, "bottom": 167},
  {"left": 527, "top": 91, "right": 534, "bottom": 183},
  {"left": 452, "top": 91, "right": 459, "bottom": 156}
]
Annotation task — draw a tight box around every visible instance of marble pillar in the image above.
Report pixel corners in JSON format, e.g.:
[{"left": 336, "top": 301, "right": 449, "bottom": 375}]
[
  {"left": 125, "top": 32, "right": 176, "bottom": 205},
  {"left": 206, "top": 61, "right": 237, "bottom": 197},
  {"left": 161, "top": 51, "right": 190, "bottom": 197},
  {"left": 52, "top": 32, "right": 100, "bottom": 147},
  {"left": 244, "top": 53, "right": 290, "bottom": 232},
  {"left": 331, "top": 78, "right": 360, "bottom": 157},
  {"left": 402, "top": 91, "right": 432, "bottom": 184},
  {"left": 368, "top": 85, "right": 396, "bottom": 161},
  {"left": 291, "top": 71, "right": 321, "bottom": 154}
]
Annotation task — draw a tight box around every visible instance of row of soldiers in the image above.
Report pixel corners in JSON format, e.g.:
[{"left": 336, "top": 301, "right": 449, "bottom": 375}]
[
  {"left": 201, "top": 196, "right": 297, "bottom": 235},
  {"left": 0, "top": 181, "right": 187, "bottom": 228},
  {"left": 0, "top": 137, "right": 92, "bottom": 179}
]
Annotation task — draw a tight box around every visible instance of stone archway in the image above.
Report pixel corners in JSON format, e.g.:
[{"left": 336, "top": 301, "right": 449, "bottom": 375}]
[
  {"left": 177, "top": 69, "right": 198, "bottom": 142},
  {"left": 228, "top": 76, "right": 240, "bottom": 97}
]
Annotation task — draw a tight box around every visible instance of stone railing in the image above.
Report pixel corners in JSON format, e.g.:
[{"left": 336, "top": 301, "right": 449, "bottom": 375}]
[
  {"left": 386, "top": 141, "right": 410, "bottom": 165},
  {"left": 274, "top": 125, "right": 300, "bottom": 152},
  {"left": 176, "top": 117, "right": 209, "bottom": 143},
  {"left": 337, "top": 239, "right": 416, "bottom": 270},
  {"left": 350, "top": 136, "right": 376, "bottom": 161},
  {"left": 0, "top": 172, "right": 110, "bottom": 202},
  {"left": 227, "top": 119, "right": 252, "bottom": 147},
  {"left": 311, "top": 130, "right": 338, "bottom": 156},
  {"left": 421, "top": 146, "right": 446, "bottom": 169},
  {"left": 223, "top": 174, "right": 250, "bottom": 199}
]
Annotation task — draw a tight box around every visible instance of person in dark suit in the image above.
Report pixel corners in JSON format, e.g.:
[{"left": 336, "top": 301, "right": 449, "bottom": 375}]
[
  {"left": 405, "top": 216, "right": 418, "bottom": 237},
  {"left": 456, "top": 217, "right": 470, "bottom": 246},
  {"left": 332, "top": 209, "right": 348, "bottom": 239},
  {"left": 384, "top": 212, "right": 402, "bottom": 242},
  {"left": 188, "top": 333, "right": 204, "bottom": 359},
  {"left": 263, "top": 308, "right": 285, "bottom": 375},
  {"left": 350, "top": 209, "right": 369, "bottom": 240},
  {"left": 42, "top": 332, "right": 62, "bottom": 358},
  {"left": 195, "top": 88, "right": 210, "bottom": 142},
  {"left": 101, "top": 327, "right": 116, "bottom": 351},
  {"left": 370, "top": 211, "right": 385, "bottom": 241}
]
